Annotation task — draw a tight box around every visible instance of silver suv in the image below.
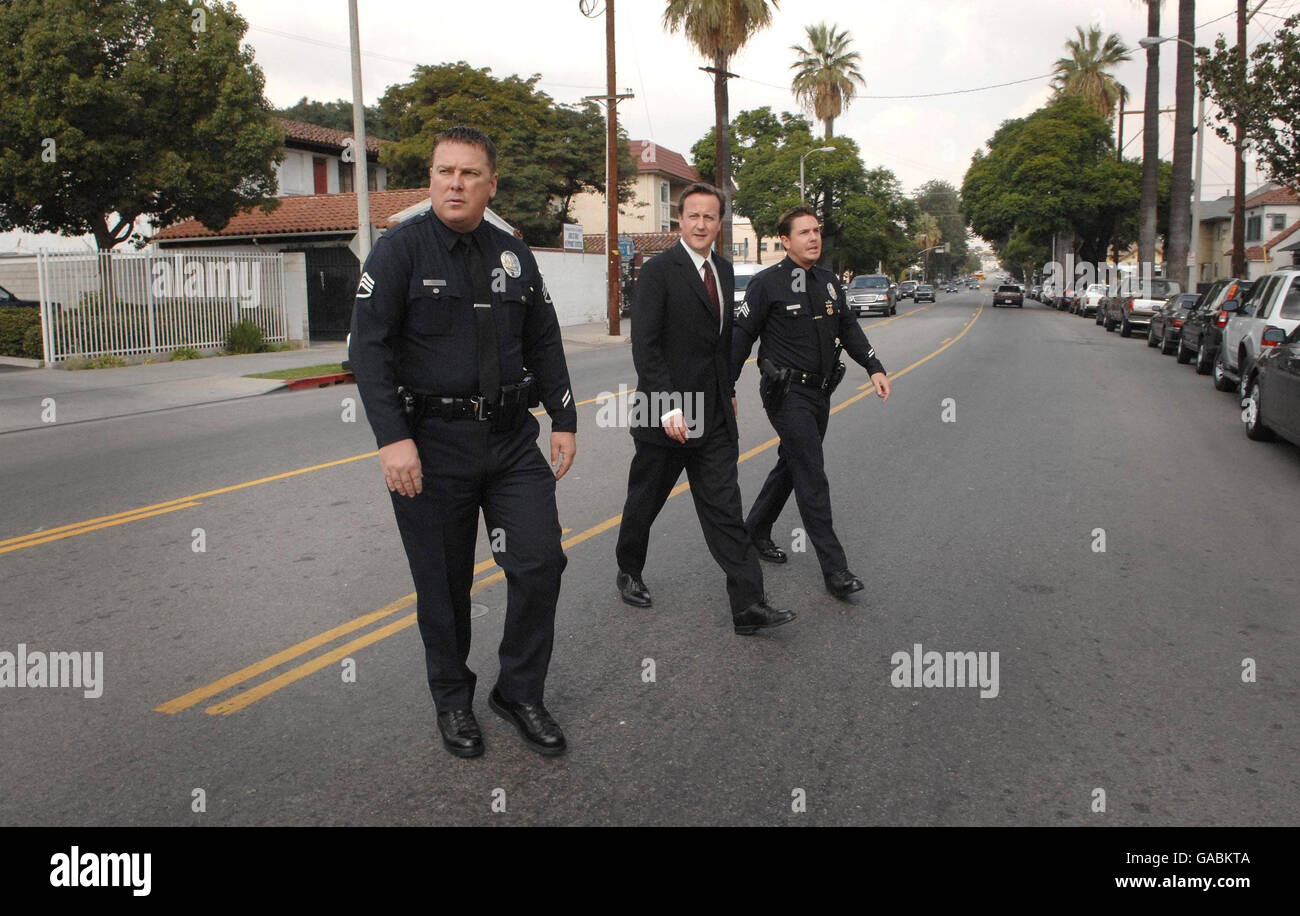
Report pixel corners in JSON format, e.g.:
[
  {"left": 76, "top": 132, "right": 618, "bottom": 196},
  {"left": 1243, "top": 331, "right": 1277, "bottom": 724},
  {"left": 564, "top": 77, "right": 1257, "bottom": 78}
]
[{"left": 1218, "top": 268, "right": 1300, "bottom": 393}]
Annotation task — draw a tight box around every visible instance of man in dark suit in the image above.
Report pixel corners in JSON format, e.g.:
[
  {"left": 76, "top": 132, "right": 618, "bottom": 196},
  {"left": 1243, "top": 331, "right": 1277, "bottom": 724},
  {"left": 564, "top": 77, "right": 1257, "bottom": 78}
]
[{"left": 614, "top": 183, "right": 796, "bottom": 635}]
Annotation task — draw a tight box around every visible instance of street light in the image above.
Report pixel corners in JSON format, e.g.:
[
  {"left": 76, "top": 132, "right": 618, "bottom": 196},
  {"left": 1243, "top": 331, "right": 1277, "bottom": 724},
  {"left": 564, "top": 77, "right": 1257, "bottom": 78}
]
[
  {"left": 799, "top": 146, "right": 835, "bottom": 203},
  {"left": 1140, "top": 34, "right": 1205, "bottom": 285}
]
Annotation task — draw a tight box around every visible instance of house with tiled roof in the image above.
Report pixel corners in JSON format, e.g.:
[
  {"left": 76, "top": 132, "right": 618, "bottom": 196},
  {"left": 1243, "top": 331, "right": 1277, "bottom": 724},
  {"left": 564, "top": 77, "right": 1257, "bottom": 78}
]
[
  {"left": 1223, "top": 183, "right": 1300, "bottom": 278},
  {"left": 569, "top": 140, "right": 701, "bottom": 238},
  {"left": 274, "top": 117, "right": 388, "bottom": 196}
]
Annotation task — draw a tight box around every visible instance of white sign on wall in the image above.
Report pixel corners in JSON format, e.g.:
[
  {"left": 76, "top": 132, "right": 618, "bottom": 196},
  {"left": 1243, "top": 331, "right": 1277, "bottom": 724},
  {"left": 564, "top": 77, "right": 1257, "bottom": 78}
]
[{"left": 563, "top": 223, "right": 584, "bottom": 252}]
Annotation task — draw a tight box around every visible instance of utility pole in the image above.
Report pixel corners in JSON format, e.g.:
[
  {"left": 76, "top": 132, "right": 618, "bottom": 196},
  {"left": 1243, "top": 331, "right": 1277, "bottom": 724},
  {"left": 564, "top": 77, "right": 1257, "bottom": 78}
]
[
  {"left": 348, "top": 0, "right": 371, "bottom": 264},
  {"left": 1230, "top": 0, "right": 1269, "bottom": 277},
  {"left": 583, "top": 1, "right": 633, "bottom": 336},
  {"left": 701, "top": 63, "right": 739, "bottom": 258}
]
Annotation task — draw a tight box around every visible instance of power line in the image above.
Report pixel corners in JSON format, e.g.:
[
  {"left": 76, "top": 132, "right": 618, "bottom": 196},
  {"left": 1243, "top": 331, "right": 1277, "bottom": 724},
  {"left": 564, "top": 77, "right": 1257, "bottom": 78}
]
[{"left": 736, "top": 71, "right": 1053, "bottom": 100}]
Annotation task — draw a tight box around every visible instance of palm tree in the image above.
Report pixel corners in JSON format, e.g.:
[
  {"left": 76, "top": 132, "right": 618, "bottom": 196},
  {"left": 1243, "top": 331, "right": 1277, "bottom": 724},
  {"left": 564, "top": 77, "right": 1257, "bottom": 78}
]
[
  {"left": 1051, "top": 25, "right": 1133, "bottom": 120},
  {"left": 663, "top": 0, "right": 780, "bottom": 254},
  {"left": 789, "top": 22, "right": 867, "bottom": 139},
  {"left": 1166, "top": 0, "right": 1196, "bottom": 290},
  {"left": 913, "top": 213, "right": 942, "bottom": 281},
  {"left": 1139, "top": 0, "right": 1162, "bottom": 270}
]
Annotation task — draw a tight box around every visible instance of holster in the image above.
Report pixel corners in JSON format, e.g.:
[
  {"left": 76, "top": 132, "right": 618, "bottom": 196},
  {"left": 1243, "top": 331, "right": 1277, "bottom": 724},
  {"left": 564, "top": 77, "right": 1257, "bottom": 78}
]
[
  {"left": 827, "top": 344, "right": 846, "bottom": 394},
  {"left": 758, "top": 358, "right": 792, "bottom": 411}
]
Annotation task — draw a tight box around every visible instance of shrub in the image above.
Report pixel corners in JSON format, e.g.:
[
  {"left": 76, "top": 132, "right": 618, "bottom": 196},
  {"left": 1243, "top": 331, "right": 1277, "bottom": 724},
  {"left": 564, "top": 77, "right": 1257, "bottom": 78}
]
[
  {"left": 226, "top": 320, "right": 264, "bottom": 354},
  {"left": 22, "top": 325, "right": 43, "bottom": 360},
  {"left": 259, "top": 342, "right": 291, "bottom": 352},
  {"left": 170, "top": 346, "right": 201, "bottom": 361},
  {"left": 87, "top": 354, "right": 127, "bottom": 369},
  {"left": 0, "top": 306, "right": 41, "bottom": 357}
]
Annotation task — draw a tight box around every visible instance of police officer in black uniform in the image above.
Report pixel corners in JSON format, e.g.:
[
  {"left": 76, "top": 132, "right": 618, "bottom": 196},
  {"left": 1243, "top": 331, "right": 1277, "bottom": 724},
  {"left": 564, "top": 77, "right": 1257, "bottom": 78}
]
[
  {"left": 731, "top": 206, "right": 892, "bottom": 598},
  {"left": 349, "top": 127, "right": 577, "bottom": 759}
]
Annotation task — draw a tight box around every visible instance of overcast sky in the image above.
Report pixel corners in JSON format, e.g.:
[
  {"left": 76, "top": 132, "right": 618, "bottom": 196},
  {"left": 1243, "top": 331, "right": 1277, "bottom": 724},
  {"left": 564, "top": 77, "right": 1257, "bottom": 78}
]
[{"left": 235, "top": 0, "right": 1292, "bottom": 200}]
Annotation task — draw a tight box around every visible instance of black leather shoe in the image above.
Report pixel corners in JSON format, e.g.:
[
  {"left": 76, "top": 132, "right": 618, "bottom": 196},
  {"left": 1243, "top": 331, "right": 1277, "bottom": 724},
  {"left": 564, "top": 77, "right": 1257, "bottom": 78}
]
[
  {"left": 489, "top": 687, "right": 567, "bottom": 756},
  {"left": 616, "top": 570, "right": 652, "bottom": 607},
  {"left": 733, "top": 600, "right": 796, "bottom": 635},
  {"left": 825, "top": 569, "right": 864, "bottom": 599},
  {"left": 753, "top": 537, "right": 788, "bottom": 564},
  {"left": 436, "top": 708, "right": 484, "bottom": 758}
]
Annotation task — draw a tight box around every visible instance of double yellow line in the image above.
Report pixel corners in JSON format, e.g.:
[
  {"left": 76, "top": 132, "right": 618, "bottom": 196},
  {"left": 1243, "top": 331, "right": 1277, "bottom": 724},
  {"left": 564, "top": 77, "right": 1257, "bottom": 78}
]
[{"left": 157, "top": 304, "right": 982, "bottom": 716}]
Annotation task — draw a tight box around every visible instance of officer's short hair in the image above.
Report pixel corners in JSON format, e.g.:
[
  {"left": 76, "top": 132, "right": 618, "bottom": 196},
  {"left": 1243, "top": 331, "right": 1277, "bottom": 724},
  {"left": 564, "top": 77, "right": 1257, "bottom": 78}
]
[
  {"left": 677, "top": 182, "right": 725, "bottom": 216},
  {"left": 778, "top": 206, "right": 819, "bottom": 239},
  {"left": 431, "top": 126, "right": 498, "bottom": 173}
]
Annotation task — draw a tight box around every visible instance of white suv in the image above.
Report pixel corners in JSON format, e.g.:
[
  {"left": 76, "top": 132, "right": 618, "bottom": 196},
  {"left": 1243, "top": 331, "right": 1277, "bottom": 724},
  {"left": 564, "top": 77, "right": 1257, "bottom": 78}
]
[{"left": 1218, "top": 268, "right": 1300, "bottom": 393}]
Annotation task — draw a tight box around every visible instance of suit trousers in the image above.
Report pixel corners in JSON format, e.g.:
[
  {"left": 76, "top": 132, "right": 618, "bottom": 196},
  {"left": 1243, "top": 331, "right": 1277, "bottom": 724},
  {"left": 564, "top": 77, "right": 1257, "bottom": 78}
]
[
  {"left": 746, "top": 385, "right": 848, "bottom": 575},
  {"left": 615, "top": 417, "right": 765, "bottom": 614},
  {"left": 388, "top": 412, "right": 565, "bottom": 712}
]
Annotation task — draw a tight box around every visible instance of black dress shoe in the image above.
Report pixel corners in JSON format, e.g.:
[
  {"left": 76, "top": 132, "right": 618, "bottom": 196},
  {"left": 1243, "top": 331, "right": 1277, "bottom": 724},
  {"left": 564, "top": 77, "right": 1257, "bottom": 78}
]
[
  {"left": 488, "top": 687, "right": 567, "bottom": 756},
  {"left": 753, "top": 537, "right": 788, "bottom": 564},
  {"left": 733, "top": 600, "right": 797, "bottom": 635},
  {"left": 436, "top": 708, "right": 484, "bottom": 758},
  {"left": 824, "top": 569, "right": 864, "bottom": 599},
  {"left": 616, "top": 570, "right": 652, "bottom": 607}
]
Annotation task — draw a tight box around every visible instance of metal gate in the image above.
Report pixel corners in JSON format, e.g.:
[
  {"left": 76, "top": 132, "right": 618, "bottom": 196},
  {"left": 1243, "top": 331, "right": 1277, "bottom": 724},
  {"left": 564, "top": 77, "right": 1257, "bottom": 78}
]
[
  {"left": 35, "top": 250, "right": 286, "bottom": 364},
  {"left": 305, "top": 247, "right": 359, "bottom": 341}
]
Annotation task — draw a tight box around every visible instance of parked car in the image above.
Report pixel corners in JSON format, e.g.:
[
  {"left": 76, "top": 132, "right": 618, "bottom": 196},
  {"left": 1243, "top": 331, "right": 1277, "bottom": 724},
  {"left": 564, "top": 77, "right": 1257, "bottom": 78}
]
[
  {"left": 1147, "top": 292, "right": 1201, "bottom": 355},
  {"left": 991, "top": 284, "right": 1023, "bottom": 308},
  {"left": 1218, "top": 268, "right": 1300, "bottom": 394},
  {"left": 845, "top": 274, "right": 897, "bottom": 316},
  {"left": 0, "top": 284, "right": 41, "bottom": 308},
  {"left": 1178, "top": 278, "right": 1252, "bottom": 374},
  {"left": 733, "top": 262, "right": 762, "bottom": 305},
  {"left": 1077, "top": 283, "right": 1108, "bottom": 316},
  {"left": 1053, "top": 285, "right": 1078, "bottom": 311},
  {"left": 1103, "top": 277, "right": 1180, "bottom": 335},
  {"left": 914, "top": 284, "right": 935, "bottom": 303},
  {"left": 1241, "top": 325, "right": 1300, "bottom": 444},
  {"left": 898, "top": 280, "right": 918, "bottom": 300}
]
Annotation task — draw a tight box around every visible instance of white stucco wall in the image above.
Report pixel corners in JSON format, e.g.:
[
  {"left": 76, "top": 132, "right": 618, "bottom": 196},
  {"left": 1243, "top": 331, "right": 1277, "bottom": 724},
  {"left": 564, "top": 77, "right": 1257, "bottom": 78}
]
[{"left": 533, "top": 248, "right": 607, "bottom": 326}]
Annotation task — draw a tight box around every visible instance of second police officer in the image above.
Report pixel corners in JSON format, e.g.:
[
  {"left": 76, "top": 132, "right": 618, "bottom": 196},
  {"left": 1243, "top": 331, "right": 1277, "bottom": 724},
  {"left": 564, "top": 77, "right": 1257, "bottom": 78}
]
[{"left": 731, "top": 205, "right": 892, "bottom": 599}]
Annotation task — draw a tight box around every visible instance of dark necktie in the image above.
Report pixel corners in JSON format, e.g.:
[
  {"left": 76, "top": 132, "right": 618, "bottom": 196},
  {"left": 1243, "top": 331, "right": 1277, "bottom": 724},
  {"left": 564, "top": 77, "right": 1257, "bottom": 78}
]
[
  {"left": 702, "top": 259, "right": 721, "bottom": 325},
  {"left": 460, "top": 233, "right": 500, "bottom": 398}
]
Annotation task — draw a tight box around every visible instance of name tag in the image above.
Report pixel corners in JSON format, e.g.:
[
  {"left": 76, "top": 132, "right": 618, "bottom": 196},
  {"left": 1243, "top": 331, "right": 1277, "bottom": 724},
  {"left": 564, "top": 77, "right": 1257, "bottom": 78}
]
[
  {"left": 422, "top": 278, "right": 446, "bottom": 288},
  {"left": 785, "top": 304, "right": 801, "bottom": 311}
]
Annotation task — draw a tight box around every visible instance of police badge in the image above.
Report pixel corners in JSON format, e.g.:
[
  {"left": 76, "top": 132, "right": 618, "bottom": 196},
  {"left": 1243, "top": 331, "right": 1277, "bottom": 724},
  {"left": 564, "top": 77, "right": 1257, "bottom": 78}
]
[
  {"left": 500, "top": 250, "right": 522, "bottom": 278},
  {"left": 826, "top": 281, "right": 836, "bottom": 301}
]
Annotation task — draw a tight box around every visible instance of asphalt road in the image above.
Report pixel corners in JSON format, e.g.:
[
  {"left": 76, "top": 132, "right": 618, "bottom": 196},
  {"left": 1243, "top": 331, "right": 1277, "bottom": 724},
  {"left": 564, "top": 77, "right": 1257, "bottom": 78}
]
[{"left": 1, "top": 286, "right": 1296, "bottom": 826}]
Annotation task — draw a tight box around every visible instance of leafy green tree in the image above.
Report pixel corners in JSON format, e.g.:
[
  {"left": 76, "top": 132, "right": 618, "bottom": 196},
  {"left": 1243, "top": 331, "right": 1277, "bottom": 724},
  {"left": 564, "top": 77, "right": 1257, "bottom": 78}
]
[
  {"left": 789, "top": 21, "right": 867, "bottom": 139},
  {"left": 378, "top": 62, "right": 634, "bottom": 246},
  {"left": 0, "top": 0, "right": 283, "bottom": 249},
  {"left": 1197, "top": 13, "right": 1300, "bottom": 194},
  {"left": 663, "top": 0, "right": 780, "bottom": 254},
  {"left": 1050, "top": 25, "right": 1133, "bottom": 120},
  {"left": 276, "top": 97, "right": 393, "bottom": 140},
  {"left": 913, "top": 180, "right": 969, "bottom": 279}
]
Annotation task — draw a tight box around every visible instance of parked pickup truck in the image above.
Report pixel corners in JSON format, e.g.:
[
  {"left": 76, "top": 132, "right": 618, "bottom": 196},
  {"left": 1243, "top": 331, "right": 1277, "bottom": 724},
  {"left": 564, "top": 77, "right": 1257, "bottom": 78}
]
[
  {"left": 1103, "top": 278, "right": 1180, "bottom": 336},
  {"left": 1217, "top": 268, "right": 1300, "bottom": 393}
]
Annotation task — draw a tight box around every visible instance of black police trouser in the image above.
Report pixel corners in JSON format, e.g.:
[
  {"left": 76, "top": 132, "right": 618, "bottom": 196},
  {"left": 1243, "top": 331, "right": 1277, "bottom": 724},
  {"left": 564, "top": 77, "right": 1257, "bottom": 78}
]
[
  {"left": 615, "top": 417, "right": 765, "bottom": 615},
  {"left": 388, "top": 411, "right": 565, "bottom": 712},
  {"left": 746, "top": 384, "right": 848, "bottom": 576}
]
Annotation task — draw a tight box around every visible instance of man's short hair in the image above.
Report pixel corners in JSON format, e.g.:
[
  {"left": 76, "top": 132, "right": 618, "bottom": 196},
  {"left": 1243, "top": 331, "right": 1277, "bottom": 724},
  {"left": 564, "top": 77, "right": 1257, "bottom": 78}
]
[
  {"left": 778, "top": 206, "right": 819, "bottom": 238},
  {"left": 431, "top": 126, "right": 498, "bottom": 173},
  {"left": 677, "top": 182, "right": 725, "bottom": 216}
]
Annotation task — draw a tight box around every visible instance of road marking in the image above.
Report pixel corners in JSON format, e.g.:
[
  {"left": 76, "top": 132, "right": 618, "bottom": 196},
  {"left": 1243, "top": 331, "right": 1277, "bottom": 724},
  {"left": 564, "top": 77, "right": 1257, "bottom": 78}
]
[
  {"left": 163, "top": 303, "right": 985, "bottom": 715},
  {"left": 1, "top": 453, "right": 377, "bottom": 555}
]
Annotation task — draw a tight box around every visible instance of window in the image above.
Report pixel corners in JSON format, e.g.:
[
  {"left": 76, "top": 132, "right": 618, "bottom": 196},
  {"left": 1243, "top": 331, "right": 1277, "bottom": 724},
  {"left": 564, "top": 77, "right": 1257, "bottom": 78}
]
[
  {"left": 660, "top": 182, "right": 668, "bottom": 203},
  {"left": 313, "top": 157, "right": 328, "bottom": 194},
  {"left": 1280, "top": 276, "right": 1300, "bottom": 319},
  {"left": 1246, "top": 215, "right": 1262, "bottom": 242},
  {"left": 338, "top": 160, "right": 353, "bottom": 193},
  {"left": 1269, "top": 213, "right": 1286, "bottom": 232},
  {"left": 774, "top": 241, "right": 784, "bottom": 251},
  {"left": 760, "top": 241, "right": 768, "bottom": 252}
]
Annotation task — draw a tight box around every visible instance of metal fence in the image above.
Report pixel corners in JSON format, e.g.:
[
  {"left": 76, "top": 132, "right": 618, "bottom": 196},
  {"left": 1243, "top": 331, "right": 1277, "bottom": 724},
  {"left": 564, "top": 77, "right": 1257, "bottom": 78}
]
[{"left": 35, "top": 250, "right": 286, "bottom": 364}]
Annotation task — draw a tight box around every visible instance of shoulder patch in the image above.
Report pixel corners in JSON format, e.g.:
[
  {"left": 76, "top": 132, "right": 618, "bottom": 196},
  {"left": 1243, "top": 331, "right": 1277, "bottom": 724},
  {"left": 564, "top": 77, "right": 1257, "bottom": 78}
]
[
  {"left": 356, "top": 272, "right": 374, "bottom": 299},
  {"left": 735, "top": 301, "right": 750, "bottom": 319}
]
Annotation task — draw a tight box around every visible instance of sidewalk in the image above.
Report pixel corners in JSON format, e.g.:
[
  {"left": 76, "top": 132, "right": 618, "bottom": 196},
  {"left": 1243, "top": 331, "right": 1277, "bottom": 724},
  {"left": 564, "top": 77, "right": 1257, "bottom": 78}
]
[
  {"left": 0, "top": 344, "right": 348, "bottom": 434},
  {"left": 0, "top": 322, "right": 631, "bottom": 434}
]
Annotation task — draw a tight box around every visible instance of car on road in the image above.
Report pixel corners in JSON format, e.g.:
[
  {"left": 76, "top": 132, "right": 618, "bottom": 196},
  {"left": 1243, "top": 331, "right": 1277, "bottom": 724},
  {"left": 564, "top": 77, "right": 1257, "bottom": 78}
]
[
  {"left": 1177, "top": 278, "right": 1251, "bottom": 375},
  {"left": 1077, "top": 283, "right": 1108, "bottom": 317},
  {"left": 914, "top": 284, "right": 935, "bottom": 303},
  {"left": 733, "top": 262, "right": 762, "bottom": 306},
  {"left": 1103, "top": 277, "right": 1180, "bottom": 336},
  {"left": 0, "top": 285, "right": 41, "bottom": 308},
  {"left": 991, "top": 284, "right": 1023, "bottom": 308},
  {"left": 1147, "top": 292, "right": 1201, "bottom": 355},
  {"left": 1218, "top": 268, "right": 1300, "bottom": 394},
  {"left": 945, "top": 283, "right": 958, "bottom": 293},
  {"left": 1241, "top": 324, "right": 1300, "bottom": 445},
  {"left": 845, "top": 274, "right": 897, "bottom": 316},
  {"left": 898, "top": 280, "right": 918, "bottom": 300}
]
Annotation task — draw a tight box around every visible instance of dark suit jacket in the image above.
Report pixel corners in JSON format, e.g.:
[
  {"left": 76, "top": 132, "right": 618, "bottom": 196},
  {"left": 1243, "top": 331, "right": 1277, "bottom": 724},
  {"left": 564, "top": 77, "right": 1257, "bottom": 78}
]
[{"left": 629, "top": 242, "right": 737, "bottom": 447}]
